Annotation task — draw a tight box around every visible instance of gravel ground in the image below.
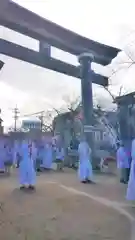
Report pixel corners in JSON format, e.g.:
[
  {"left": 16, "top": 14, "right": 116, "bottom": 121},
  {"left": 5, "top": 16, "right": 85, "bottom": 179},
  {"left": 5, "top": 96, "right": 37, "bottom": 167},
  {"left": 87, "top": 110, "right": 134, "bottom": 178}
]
[{"left": 0, "top": 170, "right": 132, "bottom": 240}]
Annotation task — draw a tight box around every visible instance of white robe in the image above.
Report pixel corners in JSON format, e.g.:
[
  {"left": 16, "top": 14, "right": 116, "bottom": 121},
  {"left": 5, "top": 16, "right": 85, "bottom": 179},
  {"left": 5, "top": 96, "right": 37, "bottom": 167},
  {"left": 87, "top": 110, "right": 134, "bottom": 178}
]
[
  {"left": 126, "top": 161, "right": 135, "bottom": 200},
  {"left": 13, "top": 141, "right": 20, "bottom": 165},
  {"left": 4, "top": 146, "right": 13, "bottom": 165},
  {"left": 32, "top": 146, "right": 37, "bottom": 167},
  {"left": 55, "top": 147, "right": 64, "bottom": 161},
  {"left": 78, "top": 141, "right": 93, "bottom": 181},
  {"left": 126, "top": 139, "right": 135, "bottom": 200},
  {"left": 42, "top": 144, "right": 53, "bottom": 169},
  {"left": 116, "top": 147, "right": 130, "bottom": 169},
  {"left": 19, "top": 142, "right": 36, "bottom": 186},
  {"left": 0, "top": 147, "right": 5, "bottom": 171}
]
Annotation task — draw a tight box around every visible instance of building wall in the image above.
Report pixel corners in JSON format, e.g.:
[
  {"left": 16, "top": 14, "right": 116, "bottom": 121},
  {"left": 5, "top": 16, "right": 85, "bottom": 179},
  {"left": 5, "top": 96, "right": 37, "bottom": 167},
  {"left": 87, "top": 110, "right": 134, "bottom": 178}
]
[{"left": 22, "top": 120, "right": 41, "bottom": 130}]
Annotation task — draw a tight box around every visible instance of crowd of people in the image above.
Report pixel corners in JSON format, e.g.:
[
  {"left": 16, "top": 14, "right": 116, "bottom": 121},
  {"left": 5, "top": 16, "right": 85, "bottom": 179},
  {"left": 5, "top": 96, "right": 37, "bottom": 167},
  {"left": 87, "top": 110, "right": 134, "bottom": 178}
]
[
  {"left": 0, "top": 136, "right": 93, "bottom": 189},
  {"left": 0, "top": 136, "right": 135, "bottom": 204},
  {"left": 0, "top": 138, "right": 65, "bottom": 190}
]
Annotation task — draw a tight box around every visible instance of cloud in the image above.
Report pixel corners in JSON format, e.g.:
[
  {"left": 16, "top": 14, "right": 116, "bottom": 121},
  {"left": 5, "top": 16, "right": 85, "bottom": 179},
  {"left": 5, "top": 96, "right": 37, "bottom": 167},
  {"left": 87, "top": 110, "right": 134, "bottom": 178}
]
[
  {"left": 1, "top": 0, "right": 135, "bottom": 127},
  {"left": 0, "top": 81, "right": 29, "bottom": 126}
]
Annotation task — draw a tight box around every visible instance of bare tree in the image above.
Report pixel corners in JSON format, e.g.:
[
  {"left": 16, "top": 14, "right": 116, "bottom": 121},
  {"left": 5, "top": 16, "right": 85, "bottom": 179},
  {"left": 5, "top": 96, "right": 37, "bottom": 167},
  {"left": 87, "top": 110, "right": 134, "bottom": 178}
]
[
  {"left": 37, "top": 95, "right": 80, "bottom": 140},
  {"left": 102, "top": 84, "right": 127, "bottom": 103},
  {"left": 99, "top": 30, "right": 135, "bottom": 107},
  {"left": 62, "top": 95, "right": 81, "bottom": 112},
  {"left": 107, "top": 31, "right": 135, "bottom": 90}
]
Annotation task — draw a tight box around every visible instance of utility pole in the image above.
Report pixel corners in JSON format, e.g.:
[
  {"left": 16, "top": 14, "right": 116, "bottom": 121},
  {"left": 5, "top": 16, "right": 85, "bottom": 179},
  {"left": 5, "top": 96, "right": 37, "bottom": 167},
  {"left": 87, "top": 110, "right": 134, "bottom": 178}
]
[{"left": 13, "top": 106, "right": 19, "bottom": 132}]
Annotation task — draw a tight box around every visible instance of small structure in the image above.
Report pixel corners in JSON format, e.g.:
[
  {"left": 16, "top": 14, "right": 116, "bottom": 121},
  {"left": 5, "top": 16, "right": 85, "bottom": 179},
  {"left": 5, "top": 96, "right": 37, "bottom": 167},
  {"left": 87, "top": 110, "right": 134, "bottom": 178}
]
[
  {"left": 115, "top": 91, "right": 135, "bottom": 143},
  {"left": 21, "top": 119, "right": 41, "bottom": 131}
]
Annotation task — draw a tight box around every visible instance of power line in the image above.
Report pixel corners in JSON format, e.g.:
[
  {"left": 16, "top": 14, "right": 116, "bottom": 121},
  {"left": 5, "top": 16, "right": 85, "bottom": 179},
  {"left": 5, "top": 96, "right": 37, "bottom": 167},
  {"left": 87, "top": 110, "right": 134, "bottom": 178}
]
[{"left": 20, "top": 110, "right": 45, "bottom": 118}]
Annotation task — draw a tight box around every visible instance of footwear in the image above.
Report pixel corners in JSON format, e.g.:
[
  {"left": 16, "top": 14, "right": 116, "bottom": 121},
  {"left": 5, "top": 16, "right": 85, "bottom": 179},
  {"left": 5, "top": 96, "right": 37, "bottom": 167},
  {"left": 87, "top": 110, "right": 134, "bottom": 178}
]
[
  {"left": 81, "top": 180, "right": 87, "bottom": 184},
  {"left": 87, "top": 179, "right": 93, "bottom": 183},
  {"left": 20, "top": 186, "right": 25, "bottom": 190},
  {"left": 123, "top": 181, "right": 128, "bottom": 184},
  {"left": 120, "top": 180, "right": 127, "bottom": 184},
  {"left": 28, "top": 185, "right": 35, "bottom": 190},
  {"left": 120, "top": 179, "right": 125, "bottom": 183}
]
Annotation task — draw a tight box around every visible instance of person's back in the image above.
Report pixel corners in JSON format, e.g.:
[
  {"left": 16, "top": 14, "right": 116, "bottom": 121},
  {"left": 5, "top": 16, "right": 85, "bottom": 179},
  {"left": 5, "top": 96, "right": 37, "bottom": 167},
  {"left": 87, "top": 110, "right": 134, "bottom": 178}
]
[
  {"left": 55, "top": 146, "right": 64, "bottom": 170},
  {"left": 43, "top": 143, "right": 53, "bottom": 169},
  {"left": 20, "top": 142, "right": 29, "bottom": 163},
  {"left": 78, "top": 140, "right": 93, "bottom": 183},
  {"left": 31, "top": 144, "right": 37, "bottom": 161},
  {"left": 116, "top": 144, "right": 130, "bottom": 183},
  {"left": 56, "top": 147, "right": 64, "bottom": 160},
  {"left": 19, "top": 140, "right": 36, "bottom": 190},
  {"left": 117, "top": 146, "right": 127, "bottom": 168},
  {"left": 4, "top": 146, "right": 13, "bottom": 175},
  {"left": 78, "top": 141, "right": 91, "bottom": 162}
]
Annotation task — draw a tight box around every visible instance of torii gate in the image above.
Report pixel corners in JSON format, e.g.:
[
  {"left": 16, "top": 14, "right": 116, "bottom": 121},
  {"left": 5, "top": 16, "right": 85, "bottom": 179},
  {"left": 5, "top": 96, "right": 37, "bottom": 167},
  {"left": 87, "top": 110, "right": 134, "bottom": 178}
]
[{"left": 0, "top": 0, "right": 120, "bottom": 151}]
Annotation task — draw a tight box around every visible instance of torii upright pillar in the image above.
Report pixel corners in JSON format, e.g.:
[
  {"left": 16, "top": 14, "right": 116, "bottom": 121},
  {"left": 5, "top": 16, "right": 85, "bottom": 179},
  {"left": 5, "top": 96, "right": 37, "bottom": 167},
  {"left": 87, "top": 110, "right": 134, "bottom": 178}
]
[{"left": 78, "top": 53, "right": 95, "bottom": 161}]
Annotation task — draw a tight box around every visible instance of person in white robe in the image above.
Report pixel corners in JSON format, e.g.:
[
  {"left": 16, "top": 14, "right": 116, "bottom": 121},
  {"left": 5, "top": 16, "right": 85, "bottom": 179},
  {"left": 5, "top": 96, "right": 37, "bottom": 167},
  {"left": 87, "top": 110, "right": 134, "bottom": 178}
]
[
  {"left": 126, "top": 138, "right": 135, "bottom": 201},
  {"left": 19, "top": 140, "right": 36, "bottom": 190},
  {"left": 35, "top": 145, "right": 43, "bottom": 172},
  {"left": 13, "top": 140, "right": 20, "bottom": 168},
  {"left": 39, "top": 144, "right": 45, "bottom": 169},
  {"left": 31, "top": 141, "right": 38, "bottom": 171},
  {"left": 78, "top": 138, "right": 93, "bottom": 183},
  {"left": 4, "top": 144, "right": 13, "bottom": 175},
  {"left": 55, "top": 145, "right": 64, "bottom": 170},
  {"left": 0, "top": 142, "right": 6, "bottom": 173},
  {"left": 116, "top": 142, "right": 130, "bottom": 184},
  {"left": 42, "top": 142, "right": 53, "bottom": 170}
]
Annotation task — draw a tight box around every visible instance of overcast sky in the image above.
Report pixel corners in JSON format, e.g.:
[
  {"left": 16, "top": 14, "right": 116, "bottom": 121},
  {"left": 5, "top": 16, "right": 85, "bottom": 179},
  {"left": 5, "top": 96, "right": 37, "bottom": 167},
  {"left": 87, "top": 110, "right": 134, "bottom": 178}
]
[{"left": 1, "top": 0, "right": 135, "bottom": 127}]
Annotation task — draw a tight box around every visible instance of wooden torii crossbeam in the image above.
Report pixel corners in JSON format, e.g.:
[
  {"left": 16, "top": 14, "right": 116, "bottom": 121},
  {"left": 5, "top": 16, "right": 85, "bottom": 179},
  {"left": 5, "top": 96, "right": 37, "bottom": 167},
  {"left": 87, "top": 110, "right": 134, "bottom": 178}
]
[
  {"left": 0, "top": 1, "right": 120, "bottom": 66},
  {"left": 0, "top": 39, "right": 108, "bottom": 86}
]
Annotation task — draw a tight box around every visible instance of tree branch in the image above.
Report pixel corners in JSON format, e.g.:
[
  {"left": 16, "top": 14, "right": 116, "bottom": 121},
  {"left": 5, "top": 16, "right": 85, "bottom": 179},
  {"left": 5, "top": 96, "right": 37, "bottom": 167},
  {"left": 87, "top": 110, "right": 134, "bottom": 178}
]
[{"left": 103, "top": 86, "right": 116, "bottom": 101}]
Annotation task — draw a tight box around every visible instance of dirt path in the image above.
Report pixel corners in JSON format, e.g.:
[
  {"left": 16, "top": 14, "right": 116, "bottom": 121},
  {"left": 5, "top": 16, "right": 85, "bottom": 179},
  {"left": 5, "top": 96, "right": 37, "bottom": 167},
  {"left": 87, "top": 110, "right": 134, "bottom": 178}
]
[{"left": 0, "top": 170, "right": 133, "bottom": 240}]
